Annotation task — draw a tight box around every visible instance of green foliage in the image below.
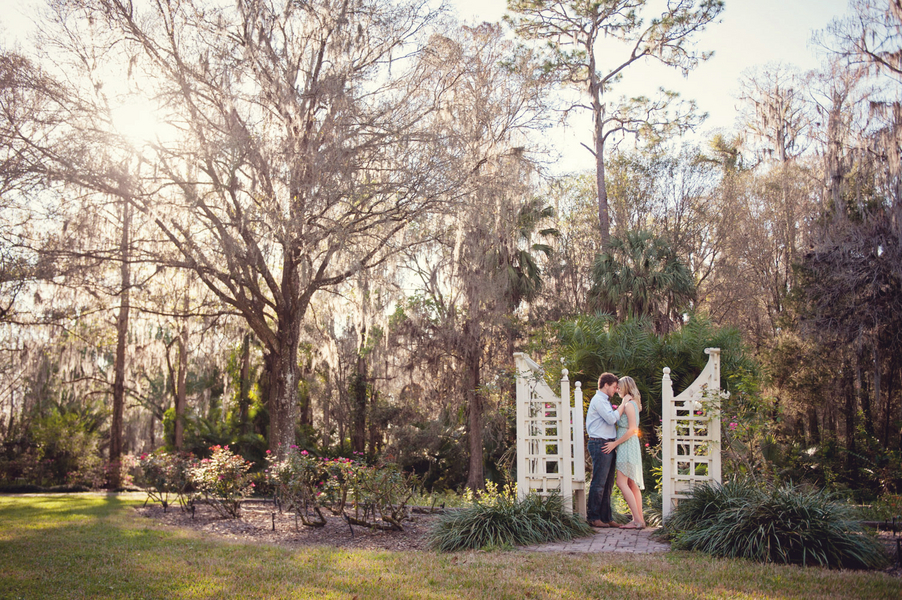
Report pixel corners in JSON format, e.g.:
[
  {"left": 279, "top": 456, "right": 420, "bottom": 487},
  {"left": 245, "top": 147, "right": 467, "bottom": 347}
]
[
  {"left": 718, "top": 369, "right": 781, "bottom": 482},
  {"left": 190, "top": 445, "right": 255, "bottom": 518},
  {"left": 428, "top": 491, "right": 593, "bottom": 552},
  {"left": 0, "top": 403, "right": 106, "bottom": 488},
  {"left": 661, "top": 479, "right": 890, "bottom": 569},
  {"left": 863, "top": 494, "right": 902, "bottom": 521},
  {"left": 589, "top": 230, "right": 696, "bottom": 333},
  {"left": 555, "top": 312, "right": 757, "bottom": 470},
  {"left": 382, "top": 415, "right": 469, "bottom": 492}
]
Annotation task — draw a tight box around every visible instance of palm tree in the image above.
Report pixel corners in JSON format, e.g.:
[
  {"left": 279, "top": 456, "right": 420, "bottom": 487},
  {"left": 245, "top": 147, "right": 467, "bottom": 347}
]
[
  {"left": 589, "top": 230, "right": 696, "bottom": 334},
  {"left": 489, "top": 197, "right": 559, "bottom": 310}
]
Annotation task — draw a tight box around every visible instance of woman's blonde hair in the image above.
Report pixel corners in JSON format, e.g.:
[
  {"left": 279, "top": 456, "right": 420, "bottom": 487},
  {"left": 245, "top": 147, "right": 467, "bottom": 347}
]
[{"left": 619, "top": 376, "right": 642, "bottom": 412}]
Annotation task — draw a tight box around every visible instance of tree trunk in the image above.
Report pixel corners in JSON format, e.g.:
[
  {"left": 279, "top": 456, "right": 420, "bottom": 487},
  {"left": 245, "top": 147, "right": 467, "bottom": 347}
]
[
  {"left": 109, "top": 193, "right": 131, "bottom": 489},
  {"left": 267, "top": 315, "right": 302, "bottom": 456},
  {"left": 174, "top": 302, "right": 188, "bottom": 450},
  {"left": 824, "top": 400, "right": 836, "bottom": 440},
  {"left": 856, "top": 346, "right": 874, "bottom": 437},
  {"left": 883, "top": 364, "right": 895, "bottom": 449},
  {"left": 844, "top": 372, "right": 857, "bottom": 475},
  {"left": 465, "top": 322, "right": 484, "bottom": 491},
  {"left": 351, "top": 357, "right": 368, "bottom": 454},
  {"left": 873, "top": 344, "right": 881, "bottom": 443},
  {"left": 588, "top": 39, "right": 610, "bottom": 246},
  {"left": 239, "top": 333, "right": 250, "bottom": 435},
  {"left": 266, "top": 264, "right": 311, "bottom": 456},
  {"left": 806, "top": 406, "right": 820, "bottom": 446}
]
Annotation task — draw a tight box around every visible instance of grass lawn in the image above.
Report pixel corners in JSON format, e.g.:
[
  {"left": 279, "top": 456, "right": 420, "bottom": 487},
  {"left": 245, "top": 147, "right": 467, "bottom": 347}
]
[{"left": 1, "top": 494, "right": 899, "bottom": 600}]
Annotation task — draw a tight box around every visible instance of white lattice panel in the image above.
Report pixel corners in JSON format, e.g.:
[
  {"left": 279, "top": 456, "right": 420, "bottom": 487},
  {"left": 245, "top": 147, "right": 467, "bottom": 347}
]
[
  {"left": 514, "top": 353, "right": 585, "bottom": 516},
  {"left": 662, "top": 348, "right": 722, "bottom": 519}
]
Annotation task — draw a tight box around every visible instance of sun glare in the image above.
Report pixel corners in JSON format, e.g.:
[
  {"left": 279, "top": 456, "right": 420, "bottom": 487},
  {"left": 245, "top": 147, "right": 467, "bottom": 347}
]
[{"left": 110, "top": 98, "right": 171, "bottom": 147}]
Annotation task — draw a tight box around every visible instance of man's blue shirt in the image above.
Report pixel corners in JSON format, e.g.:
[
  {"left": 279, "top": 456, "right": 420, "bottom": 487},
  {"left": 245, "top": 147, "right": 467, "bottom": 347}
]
[{"left": 586, "top": 390, "right": 618, "bottom": 439}]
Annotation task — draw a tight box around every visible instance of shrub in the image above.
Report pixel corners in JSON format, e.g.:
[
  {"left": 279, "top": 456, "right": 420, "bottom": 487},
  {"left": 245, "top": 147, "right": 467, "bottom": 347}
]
[
  {"left": 428, "top": 492, "right": 593, "bottom": 552},
  {"left": 661, "top": 479, "right": 890, "bottom": 569},
  {"left": 862, "top": 493, "right": 902, "bottom": 521},
  {"left": 266, "top": 449, "right": 332, "bottom": 526},
  {"left": 190, "top": 445, "right": 254, "bottom": 518},
  {"left": 137, "top": 451, "right": 196, "bottom": 511},
  {"left": 345, "top": 462, "right": 417, "bottom": 530},
  {"left": 266, "top": 448, "right": 417, "bottom": 530}
]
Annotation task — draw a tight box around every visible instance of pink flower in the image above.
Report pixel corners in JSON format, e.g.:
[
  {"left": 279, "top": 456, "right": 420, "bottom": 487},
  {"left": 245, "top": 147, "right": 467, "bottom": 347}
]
[
  {"left": 729, "top": 422, "right": 738, "bottom": 431},
  {"left": 645, "top": 443, "right": 650, "bottom": 448},
  {"left": 301, "top": 450, "right": 308, "bottom": 456}
]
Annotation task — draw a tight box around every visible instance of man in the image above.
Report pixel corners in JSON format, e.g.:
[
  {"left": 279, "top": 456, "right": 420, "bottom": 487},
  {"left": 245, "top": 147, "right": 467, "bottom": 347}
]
[{"left": 585, "top": 372, "right": 621, "bottom": 528}]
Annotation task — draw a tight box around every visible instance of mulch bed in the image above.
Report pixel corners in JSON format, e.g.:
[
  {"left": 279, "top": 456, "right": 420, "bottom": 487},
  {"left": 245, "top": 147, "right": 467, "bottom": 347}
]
[
  {"left": 876, "top": 530, "right": 902, "bottom": 577},
  {"left": 135, "top": 498, "right": 439, "bottom": 552},
  {"left": 134, "top": 497, "right": 902, "bottom": 577}
]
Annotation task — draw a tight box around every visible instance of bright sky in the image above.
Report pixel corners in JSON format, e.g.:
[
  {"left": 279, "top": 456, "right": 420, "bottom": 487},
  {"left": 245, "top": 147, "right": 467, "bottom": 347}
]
[
  {"left": 2, "top": 0, "right": 854, "bottom": 171},
  {"left": 450, "top": 0, "right": 853, "bottom": 171}
]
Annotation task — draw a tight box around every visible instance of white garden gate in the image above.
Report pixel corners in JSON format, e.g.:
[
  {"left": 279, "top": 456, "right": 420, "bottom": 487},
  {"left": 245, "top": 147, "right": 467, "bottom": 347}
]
[
  {"left": 513, "top": 349, "right": 722, "bottom": 521},
  {"left": 514, "top": 352, "right": 586, "bottom": 516},
  {"left": 661, "top": 348, "right": 723, "bottom": 519}
]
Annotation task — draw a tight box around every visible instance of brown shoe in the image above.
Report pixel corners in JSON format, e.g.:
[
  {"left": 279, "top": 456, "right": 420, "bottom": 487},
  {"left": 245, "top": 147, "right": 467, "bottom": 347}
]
[
  {"left": 589, "top": 520, "right": 608, "bottom": 528},
  {"left": 606, "top": 521, "right": 621, "bottom": 528}
]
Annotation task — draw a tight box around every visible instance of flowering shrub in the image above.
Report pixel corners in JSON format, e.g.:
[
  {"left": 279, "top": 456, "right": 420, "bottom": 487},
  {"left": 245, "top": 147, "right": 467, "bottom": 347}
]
[
  {"left": 137, "top": 451, "right": 196, "bottom": 511},
  {"left": 463, "top": 480, "right": 517, "bottom": 508},
  {"left": 266, "top": 449, "right": 330, "bottom": 526},
  {"left": 267, "top": 448, "right": 417, "bottom": 530},
  {"left": 190, "top": 446, "right": 254, "bottom": 518}
]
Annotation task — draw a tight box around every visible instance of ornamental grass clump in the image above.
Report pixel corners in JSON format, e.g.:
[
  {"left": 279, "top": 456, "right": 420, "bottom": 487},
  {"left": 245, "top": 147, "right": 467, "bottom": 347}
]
[
  {"left": 662, "top": 478, "right": 889, "bottom": 569},
  {"left": 428, "top": 491, "right": 593, "bottom": 552}
]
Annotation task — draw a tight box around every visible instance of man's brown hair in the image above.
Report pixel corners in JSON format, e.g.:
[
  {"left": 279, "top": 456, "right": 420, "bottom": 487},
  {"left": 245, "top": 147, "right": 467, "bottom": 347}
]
[{"left": 598, "top": 372, "right": 619, "bottom": 388}]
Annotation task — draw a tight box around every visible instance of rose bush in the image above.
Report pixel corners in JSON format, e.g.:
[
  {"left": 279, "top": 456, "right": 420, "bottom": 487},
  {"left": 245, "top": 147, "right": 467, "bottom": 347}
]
[
  {"left": 190, "top": 445, "right": 254, "bottom": 518},
  {"left": 267, "top": 448, "right": 417, "bottom": 530}
]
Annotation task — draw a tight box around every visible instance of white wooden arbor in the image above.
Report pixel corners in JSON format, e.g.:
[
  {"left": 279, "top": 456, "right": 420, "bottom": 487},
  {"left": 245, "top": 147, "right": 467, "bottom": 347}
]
[
  {"left": 514, "top": 352, "right": 586, "bottom": 516},
  {"left": 662, "top": 348, "right": 723, "bottom": 519},
  {"left": 513, "top": 349, "right": 722, "bottom": 521}
]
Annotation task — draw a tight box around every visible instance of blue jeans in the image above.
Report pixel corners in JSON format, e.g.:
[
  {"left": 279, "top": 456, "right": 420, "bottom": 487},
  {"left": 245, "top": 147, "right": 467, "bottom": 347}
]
[{"left": 587, "top": 438, "right": 617, "bottom": 522}]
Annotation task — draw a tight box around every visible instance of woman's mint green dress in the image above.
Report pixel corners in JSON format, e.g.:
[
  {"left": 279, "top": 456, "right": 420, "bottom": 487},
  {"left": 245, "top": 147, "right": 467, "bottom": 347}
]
[{"left": 615, "top": 401, "right": 644, "bottom": 489}]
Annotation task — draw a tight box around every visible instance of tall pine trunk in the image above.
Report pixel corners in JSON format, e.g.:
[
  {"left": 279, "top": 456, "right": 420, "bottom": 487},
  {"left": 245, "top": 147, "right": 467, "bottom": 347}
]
[
  {"left": 464, "top": 321, "right": 484, "bottom": 491},
  {"left": 110, "top": 193, "right": 131, "bottom": 489}
]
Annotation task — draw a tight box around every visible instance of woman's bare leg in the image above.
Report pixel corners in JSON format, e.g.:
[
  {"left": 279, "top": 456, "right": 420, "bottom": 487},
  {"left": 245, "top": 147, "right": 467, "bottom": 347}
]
[
  {"left": 615, "top": 469, "right": 640, "bottom": 523},
  {"left": 627, "top": 478, "right": 644, "bottom": 526}
]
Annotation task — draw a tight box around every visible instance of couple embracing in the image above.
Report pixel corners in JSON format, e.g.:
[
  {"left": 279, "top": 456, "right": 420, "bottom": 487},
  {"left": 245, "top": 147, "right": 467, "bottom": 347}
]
[{"left": 585, "top": 373, "right": 645, "bottom": 530}]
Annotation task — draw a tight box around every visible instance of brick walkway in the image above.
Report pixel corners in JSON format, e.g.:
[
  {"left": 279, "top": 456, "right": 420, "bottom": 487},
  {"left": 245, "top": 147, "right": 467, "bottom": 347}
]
[{"left": 519, "top": 527, "right": 670, "bottom": 554}]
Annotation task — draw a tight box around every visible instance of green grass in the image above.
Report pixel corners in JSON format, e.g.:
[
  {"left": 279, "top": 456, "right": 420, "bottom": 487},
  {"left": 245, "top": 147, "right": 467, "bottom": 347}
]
[{"left": 0, "top": 494, "right": 900, "bottom": 599}]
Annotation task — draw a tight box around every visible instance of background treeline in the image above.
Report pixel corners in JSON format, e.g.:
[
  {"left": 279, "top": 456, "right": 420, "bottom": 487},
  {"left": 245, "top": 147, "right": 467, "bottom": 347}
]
[{"left": 0, "top": 0, "right": 899, "bottom": 500}]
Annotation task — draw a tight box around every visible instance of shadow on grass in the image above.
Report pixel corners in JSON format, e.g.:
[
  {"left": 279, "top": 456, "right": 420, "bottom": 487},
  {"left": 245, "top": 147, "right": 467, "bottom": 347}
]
[{"left": 1, "top": 495, "right": 900, "bottom": 600}]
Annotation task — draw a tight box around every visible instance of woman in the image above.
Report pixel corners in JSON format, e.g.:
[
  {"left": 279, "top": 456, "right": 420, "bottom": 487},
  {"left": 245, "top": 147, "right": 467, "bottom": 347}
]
[{"left": 602, "top": 376, "right": 645, "bottom": 529}]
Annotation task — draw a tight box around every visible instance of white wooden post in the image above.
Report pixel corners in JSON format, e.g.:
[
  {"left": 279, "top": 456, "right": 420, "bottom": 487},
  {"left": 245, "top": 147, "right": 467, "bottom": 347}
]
[
  {"left": 559, "top": 369, "right": 573, "bottom": 507},
  {"left": 571, "top": 380, "right": 586, "bottom": 517}
]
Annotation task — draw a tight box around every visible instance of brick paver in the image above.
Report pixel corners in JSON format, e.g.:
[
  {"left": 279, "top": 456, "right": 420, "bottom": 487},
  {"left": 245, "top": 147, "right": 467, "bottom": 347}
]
[{"left": 519, "top": 527, "right": 670, "bottom": 554}]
